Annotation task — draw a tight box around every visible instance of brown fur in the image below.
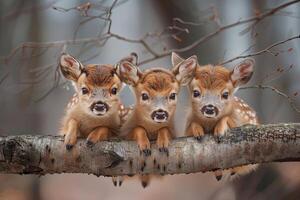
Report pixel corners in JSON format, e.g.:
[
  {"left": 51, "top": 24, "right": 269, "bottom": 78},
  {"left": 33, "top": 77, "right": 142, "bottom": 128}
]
[
  {"left": 120, "top": 69, "right": 181, "bottom": 188},
  {"left": 141, "top": 70, "right": 176, "bottom": 93},
  {"left": 122, "top": 69, "right": 179, "bottom": 139},
  {"left": 59, "top": 55, "right": 126, "bottom": 149},
  {"left": 113, "top": 57, "right": 196, "bottom": 188},
  {"left": 186, "top": 64, "right": 258, "bottom": 180},
  {"left": 169, "top": 52, "right": 258, "bottom": 180},
  {"left": 194, "top": 65, "right": 231, "bottom": 90},
  {"left": 84, "top": 64, "right": 116, "bottom": 87}
]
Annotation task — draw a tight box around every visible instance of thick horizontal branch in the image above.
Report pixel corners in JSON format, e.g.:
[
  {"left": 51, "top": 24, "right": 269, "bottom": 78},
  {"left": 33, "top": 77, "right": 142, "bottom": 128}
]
[{"left": 1, "top": 123, "right": 300, "bottom": 177}]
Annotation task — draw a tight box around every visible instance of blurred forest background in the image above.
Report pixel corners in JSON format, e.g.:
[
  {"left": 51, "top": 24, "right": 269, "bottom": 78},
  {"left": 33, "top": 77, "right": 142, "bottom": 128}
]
[{"left": 1, "top": 0, "right": 300, "bottom": 200}]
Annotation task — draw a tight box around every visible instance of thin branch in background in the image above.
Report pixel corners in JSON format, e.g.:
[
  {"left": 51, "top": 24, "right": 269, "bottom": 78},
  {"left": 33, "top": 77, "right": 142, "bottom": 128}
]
[
  {"left": 219, "top": 34, "right": 300, "bottom": 65},
  {"left": 34, "top": 66, "right": 61, "bottom": 102},
  {"left": 239, "top": 0, "right": 300, "bottom": 36},
  {"left": 260, "top": 64, "right": 294, "bottom": 84},
  {"left": 274, "top": 10, "right": 300, "bottom": 19},
  {"left": 0, "top": 72, "right": 9, "bottom": 85},
  {"left": 1, "top": 0, "right": 300, "bottom": 107},
  {"left": 53, "top": 2, "right": 100, "bottom": 16},
  {"left": 2, "top": 0, "right": 299, "bottom": 66},
  {"left": 241, "top": 84, "right": 300, "bottom": 113},
  {"left": 139, "top": 0, "right": 300, "bottom": 65}
]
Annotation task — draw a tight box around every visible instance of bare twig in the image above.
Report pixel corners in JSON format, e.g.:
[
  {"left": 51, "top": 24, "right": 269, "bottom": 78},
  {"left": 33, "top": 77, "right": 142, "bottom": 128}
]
[
  {"left": 260, "top": 64, "right": 294, "bottom": 84},
  {"left": 2, "top": 0, "right": 299, "bottom": 66},
  {"left": 219, "top": 34, "right": 300, "bottom": 65},
  {"left": 241, "top": 84, "right": 300, "bottom": 113},
  {"left": 139, "top": 0, "right": 300, "bottom": 65}
]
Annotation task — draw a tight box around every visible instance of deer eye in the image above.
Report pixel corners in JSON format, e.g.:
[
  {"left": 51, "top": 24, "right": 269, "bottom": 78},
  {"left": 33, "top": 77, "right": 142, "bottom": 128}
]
[
  {"left": 193, "top": 90, "right": 201, "bottom": 98},
  {"left": 111, "top": 87, "right": 117, "bottom": 95},
  {"left": 82, "top": 87, "right": 89, "bottom": 95},
  {"left": 222, "top": 91, "right": 229, "bottom": 99},
  {"left": 141, "top": 93, "right": 149, "bottom": 101},
  {"left": 169, "top": 93, "right": 176, "bottom": 100}
]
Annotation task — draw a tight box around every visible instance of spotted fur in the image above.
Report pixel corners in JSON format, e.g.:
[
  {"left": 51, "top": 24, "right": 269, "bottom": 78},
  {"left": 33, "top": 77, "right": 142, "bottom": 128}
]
[
  {"left": 114, "top": 58, "right": 197, "bottom": 188},
  {"left": 59, "top": 54, "right": 129, "bottom": 150},
  {"left": 172, "top": 52, "right": 258, "bottom": 181}
]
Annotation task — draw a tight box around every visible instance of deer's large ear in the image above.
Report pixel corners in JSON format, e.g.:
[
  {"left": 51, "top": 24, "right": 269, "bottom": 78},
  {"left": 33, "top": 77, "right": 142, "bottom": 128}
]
[
  {"left": 116, "top": 61, "right": 141, "bottom": 85},
  {"left": 172, "top": 55, "right": 197, "bottom": 85},
  {"left": 171, "top": 52, "right": 184, "bottom": 67},
  {"left": 59, "top": 53, "right": 84, "bottom": 81},
  {"left": 230, "top": 58, "right": 255, "bottom": 87}
]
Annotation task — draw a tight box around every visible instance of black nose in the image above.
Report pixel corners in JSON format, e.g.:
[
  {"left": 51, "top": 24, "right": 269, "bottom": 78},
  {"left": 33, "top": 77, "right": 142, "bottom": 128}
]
[
  {"left": 201, "top": 104, "right": 218, "bottom": 116},
  {"left": 90, "top": 101, "right": 109, "bottom": 114},
  {"left": 151, "top": 109, "right": 169, "bottom": 121}
]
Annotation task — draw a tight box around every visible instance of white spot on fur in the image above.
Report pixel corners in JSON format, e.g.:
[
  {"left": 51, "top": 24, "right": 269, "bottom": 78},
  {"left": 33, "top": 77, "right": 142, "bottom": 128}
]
[{"left": 242, "top": 103, "right": 248, "bottom": 108}]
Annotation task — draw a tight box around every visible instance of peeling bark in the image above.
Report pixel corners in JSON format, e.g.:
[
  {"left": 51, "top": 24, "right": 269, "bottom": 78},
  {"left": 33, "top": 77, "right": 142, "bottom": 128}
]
[{"left": 0, "top": 123, "right": 300, "bottom": 176}]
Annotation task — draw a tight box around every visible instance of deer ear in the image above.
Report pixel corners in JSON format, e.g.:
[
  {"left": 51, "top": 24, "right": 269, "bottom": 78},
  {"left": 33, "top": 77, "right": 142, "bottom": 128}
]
[
  {"left": 173, "top": 55, "right": 197, "bottom": 85},
  {"left": 59, "top": 53, "right": 83, "bottom": 81},
  {"left": 119, "top": 52, "right": 138, "bottom": 65},
  {"left": 116, "top": 61, "right": 141, "bottom": 85},
  {"left": 171, "top": 52, "right": 184, "bottom": 67},
  {"left": 231, "top": 58, "right": 255, "bottom": 87}
]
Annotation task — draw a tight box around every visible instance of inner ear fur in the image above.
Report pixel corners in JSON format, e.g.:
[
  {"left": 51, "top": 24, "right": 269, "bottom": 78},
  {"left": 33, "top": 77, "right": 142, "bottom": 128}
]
[
  {"left": 231, "top": 58, "right": 255, "bottom": 87},
  {"left": 116, "top": 61, "right": 142, "bottom": 85},
  {"left": 173, "top": 55, "right": 198, "bottom": 85},
  {"left": 59, "top": 53, "right": 84, "bottom": 81}
]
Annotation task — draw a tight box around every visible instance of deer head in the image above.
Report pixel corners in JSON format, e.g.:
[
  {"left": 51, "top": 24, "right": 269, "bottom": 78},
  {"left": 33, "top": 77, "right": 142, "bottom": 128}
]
[
  {"left": 59, "top": 53, "right": 124, "bottom": 117},
  {"left": 172, "top": 52, "right": 254, "bottom": 120},
  {"left": 116, "top": 58, "right": 197, "bottom": 125}
]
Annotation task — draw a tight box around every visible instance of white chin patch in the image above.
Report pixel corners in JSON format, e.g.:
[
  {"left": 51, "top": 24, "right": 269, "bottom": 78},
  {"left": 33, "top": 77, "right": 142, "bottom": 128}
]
[
  {"left": 92, "top": 109, "right": 107, "bottom": 116},
  {"left": 203, "top": 113, "right": 216, "bottom": 118},
  {"left": 153, "top": 117, "right": 167, "bottom": 123}
]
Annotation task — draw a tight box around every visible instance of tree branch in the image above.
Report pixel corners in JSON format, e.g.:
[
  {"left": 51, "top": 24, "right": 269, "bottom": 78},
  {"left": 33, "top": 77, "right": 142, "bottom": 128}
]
[
  {"left": 219, "top": 34, "right": 300, "bottom": 65},
  {"left": 2, "top": 0, "right": 299, "bottom": 65},
  {"left": 0, "top": 123, "right": 300, "bottom": 177},
  {"left": 139, "top": 0, "right": 300, "bottom": 65}
]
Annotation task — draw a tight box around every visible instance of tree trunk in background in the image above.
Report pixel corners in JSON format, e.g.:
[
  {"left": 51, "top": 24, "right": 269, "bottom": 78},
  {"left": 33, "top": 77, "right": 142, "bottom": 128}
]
[{"left": 24, "top": 1, "right": 42, "bottom": 199}]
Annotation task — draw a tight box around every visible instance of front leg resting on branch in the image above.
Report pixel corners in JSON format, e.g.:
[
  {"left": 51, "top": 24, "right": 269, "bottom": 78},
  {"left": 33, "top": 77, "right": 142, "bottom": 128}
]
[{"left": 0, "top": 123, "right": 300, "bottom": 176}]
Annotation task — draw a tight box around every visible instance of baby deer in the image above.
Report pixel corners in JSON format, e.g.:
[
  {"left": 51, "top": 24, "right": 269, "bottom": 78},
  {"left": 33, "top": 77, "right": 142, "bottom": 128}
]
[
  {"left": 59, "top": 53, "right": 127, "bottom": 150},
  {"left": 172, "top": 52, "right": 258, "bottom": 180},
  {"left": 116, "top": 57, "right": 197, "bottom": 187}
]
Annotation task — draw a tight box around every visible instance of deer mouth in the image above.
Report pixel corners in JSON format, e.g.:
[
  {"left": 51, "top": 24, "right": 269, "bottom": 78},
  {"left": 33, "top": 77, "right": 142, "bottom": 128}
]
[
  {"left": 90, "top": 101, "right": 109, "bottom": 116},
  {"left": 151, "top": 109, "right": 169, "bottom": 123},
  {"left": 201, "top": 104, "right": 219, "bottom": 118}
]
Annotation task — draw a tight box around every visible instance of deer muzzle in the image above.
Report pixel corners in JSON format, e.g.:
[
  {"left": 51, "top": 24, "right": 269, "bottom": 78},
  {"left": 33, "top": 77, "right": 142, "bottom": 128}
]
[
  {"left": 201, "top": 104, "right": 219, "bottom": 118},
  {"left": 151, "top": 109, "right": 169, "bottom": 123},
  {"left": 90, "top": 101, "right": 109, "bottom": 116}
]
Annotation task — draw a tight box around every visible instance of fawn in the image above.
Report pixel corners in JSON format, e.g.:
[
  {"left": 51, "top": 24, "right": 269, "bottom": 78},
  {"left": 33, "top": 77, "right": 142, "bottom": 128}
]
[
  {"left": 59, "top": 53, "right": 129, "bottom": 150},
  {"left": 171, "top": 52, "right": 258, "bottom": 180},
  {"left": 115, "top": 57, "right": 197, "bottom": 187}
]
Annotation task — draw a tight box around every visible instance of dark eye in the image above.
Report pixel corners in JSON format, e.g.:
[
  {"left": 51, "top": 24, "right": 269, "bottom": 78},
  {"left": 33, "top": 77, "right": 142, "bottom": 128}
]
[
  {"left": 82, "top": 87, "right": 89, "bottom": 95},
  {"left": 142, "top": 93, "right": 149, "bottom": 101},
  {"left": 193, "top": 90, "right": 201, "bottom": 98},
  {"left": 169, "top": 93, "right": 176, "bottom": 100},
  {"left": 111, "top": 87, "right": 117, "bottom": 95},
  {"left": 222, "top": 91, "right": 229, "bottom": 99}
]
